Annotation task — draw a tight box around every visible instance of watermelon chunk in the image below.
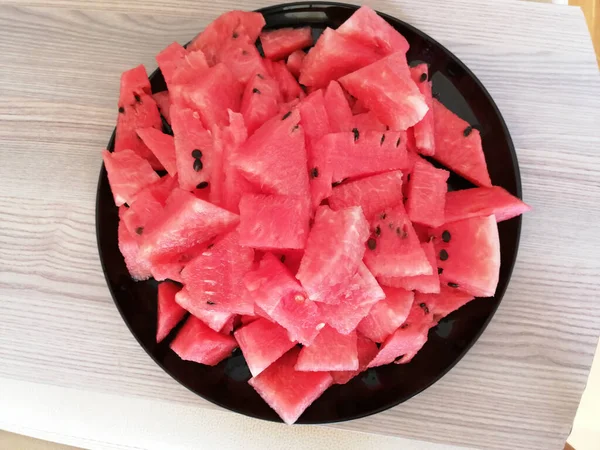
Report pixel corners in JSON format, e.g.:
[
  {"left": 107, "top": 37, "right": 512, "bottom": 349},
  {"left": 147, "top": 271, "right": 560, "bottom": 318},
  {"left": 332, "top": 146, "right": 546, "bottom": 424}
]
[
  {"left": 152, "top": 91, "right": 172, "bottom": 123},
  {"left": 330, "top": 334, "right": 379, "bottom": 384},
  {"left": 339, "top": 52, "right": 428, "bottom": 131},
  {"left": 156, "top": 281, "right": 186, "bottom": 343},
  {"left": 235, "top": 318, "right": 297, "bottom": 376},
  {"left": 217, "top": 36, "right": 267, "bottom": 84},
  {"left": 286, "top": 50, "right": 306, "bottom": 77},
  {"left": 266, "top": 60, "right": 304, "bottom": 102},
  {"left": 170, "top": 316, "right": 237, "bottom": 366},
  {"left": 239, "top": 194, "right": 310, "bottom": 250},
  {"left": 156, "top": 42, "right": 209, "bottom": 87},
  {"left": 102, "top": 149, "right": 159, "bottom": 207},
  {"left": 364, "top": 204, "right": 432, "bottom": 278},
  {"left": 409, "top": 64, "right": 435, "bottom": 155},
  {"left": 406, "top": 160, "right": 449, "bottom": 227},
  {"left": 248, "top": 348, "right": 333, "bottom": 424},
  {"left": 357, "top": 286, "right": 414, "bottom": 343},
  {"left": 121, "top": 183, "right": 165, "bottom": 238},
  {"left": 174, "top": 288, "right": 234, "bottom": 332},
  {"left": 240, "top": 71, "right": 281, "bottom": 135},
  {"left": 118, "top": 64, "right": 152, "bottom": 107},
  {"left": 298, "top": 89, "right": 331, "bottom": 150},
  {"left": 118, "top": 206, "right": 152, "bottom": 280},
  {"left": 296, "top": 206, "right": 369, "bottom": 303},
  {"left": 367, "top": 321, "right": 429, "bottom": 368},
  {"left": 444, "top": 186, "right": 531, "bottom": 224},
  {"left": 267, "top": 293, "right": 321, "bottom": 345},
  {"left": 351, "top": 111, "right": 387, "bottom": 132},
  {"left": 431, "top": 215, "right": 500, "bottom": 297},
  {"left": 432, "top": 99, "right": 491, "bottom": 187},
  {"left": 418, "top": 285, "right": 476, "bottom": 321},
  {"left": 296, "top": 327, "right": 358, "bottom": 371},
  {"left": 323, "top": 80, "right": 353, "bottom": 133},
  {"left": 277, "top": 249, "right": 304, "bottom": 275},
  {"left": 144, "top": 173, "right": 178, "bottom": 204},
  {"left": 260, "top": 27, "right": 313, "bottom": 60},
  {"left": 328, "top": 170, "right": 404, "bottom": 221},
  {"left": 137, "top": 128, "right": 177, "bottom": 176}
]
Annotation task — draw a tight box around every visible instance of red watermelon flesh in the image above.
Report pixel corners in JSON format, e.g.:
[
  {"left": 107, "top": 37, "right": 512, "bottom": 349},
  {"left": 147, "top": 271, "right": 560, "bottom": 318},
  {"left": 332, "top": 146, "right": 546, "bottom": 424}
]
[
  {"left": 299, "top": 28, "right": 381, "bottom": 89},
  {"left": 149, "top": 246, "right": 202, "bottom": 283},
  {"left": 296, "top": 327, "right": 358, "bottom": 371},
  {"left": 363, "top": 203, "right": 432, "bottom": 278},
  {"left": 102, "top": 149, "right": 159, "bottom": 207},
  {"left": 328, "top": 170, "right": 404, "bottom": 221},
  {"left": 268, "top": 293, "right": 321, "bottom": 345},
  {"left": 277, "top": 249, "right": 304, "bottom": 275},
  {"left": 174, "top": 288, "right": 234, "bottom": 332},
  {"left": 234, "top": 109, "right": 309, "bottom": 198},
  {"left": 286, "top": 50, "right": 305, "bottom": 77},
  {"left": 331, "top": 334, "right": 379, "bottom": 384},
  {"left": 248, "top": 348, "right": 333, "bottom": 424},
  {"left": 336, "top": 5, "right": 409, "bottom": 56},
  {"left": 118, "top": 206, "right": 152, "bottom": 280},
  {"left": 241, "top": 71, "right": 281, "bottom": 135},
  {"left": 317, "top": 262, "right": 386, "bottom": 334},
  {"left": 357, "top": 286, "right": 414, "bottom": 343},
  {"left": 121, "top": 184, "right": 164, "bottom": 238},
  {"left": 431, "top": 215, "right": 500, "bottom": 297},
  {"left": 368, "top": 321, "right": 429, "bottom": 368},
  {"left": 239, "top": 194, "right": 310, "bottom": 250},
  {"left": 118, "top": 64, "right": 152, "bottom": 107},
  {"left": 235, "top": 318, "right": 297, "bottom": 377},
  {"left": 432, "top": 99, "right": 491, "bottom": 187},
  {"left": 266, "top": 60, "right": 304, "bottom": 102},
  {"left": 409, "top": 64, "right": 435, "bottom": 156},
  {"left": 181, "top": 230, "right": 254, "bottom": 315},
  {"left": 419, "top": 285, "right": 476, "bottom": 321},
  {"left": 137, "top": 128, "right": 177, "bottom": 176},
  {"left": 351, "top": 111, "right": 387, "bottom": 132},
  {"left": 145, "top": 174, "right": 178, "bottom": 204},
  {"left": 156, "top": 42, "right": 209, "bottom": 87},
  {"left": 324, "top": 80, "right": 353, "bottom": 133},
  {"left": 296, "top": 206, "right": 369, "bottom": 304},
  {"left": 445, "top": 186, "right": 532, "bottom": 224},
  {"left": 298, "top": 89, "right": 331, "bottom": 150},
  {"left": 261, "top": 27, "right": 313, "bottom": 60},
  {"left": 351, "top": 97, "right": 369, "bottom": 115},
  {"left": 152, "top": 91, "right": 172, "bottom": 123},
  {"left": 156, "top": 281, "right": 186, "bottom": 343},
  {"left": 217, "top": 36, "right": 267, "bottom": 84},
  {"left": 406, "top": 159, "right": 449, "bottom": 228},
  {"left": 378, "top": 240, "right": 440, "bottom": 294},
  {"left": 170, "top": 316, "right": 237, "bottom": 366},
  {"left": 339, "top": 52, "right": 428, "bottom": 131}
]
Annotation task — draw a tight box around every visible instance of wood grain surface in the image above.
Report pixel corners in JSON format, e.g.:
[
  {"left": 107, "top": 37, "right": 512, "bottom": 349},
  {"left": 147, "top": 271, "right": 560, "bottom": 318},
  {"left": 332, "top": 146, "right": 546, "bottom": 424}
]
[{"left": 0, "top": 1, "right": 599, "bottom": 449}]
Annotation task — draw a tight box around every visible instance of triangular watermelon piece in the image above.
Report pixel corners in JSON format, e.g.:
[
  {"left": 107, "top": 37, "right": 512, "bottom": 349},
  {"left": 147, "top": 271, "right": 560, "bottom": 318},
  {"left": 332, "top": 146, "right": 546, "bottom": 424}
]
[
  {"left": 174, "top": 288, "right": 234, "bottom": 332},
  {"left": 156, "top": 42, "right": 209, "bottom": 88},
  {"left": 363, "top": 204, "right": 432, "bottom": 278},
  {"left": 217, "top": 35, "right": 267, "bottom": 84},
  {"left": 152, "top": 91, "right": 172, "bottom": 123},
  {"left": 156, "top": 281, "right": 186, "bottom": 343},
  {"left": 260, "top": 27, "right": 313, "bottom": 61},
  {"left": 323, "top": 80, "right": 353, "bottom": 133},
  {"left": 409, "top": 64, "right": 435, "bottom": 155},
  {"left": 118, "top": 64, "right": 152, "bottom": 107},
  {"left": 445, "top": 186, "right": 531, "bottom": 223},
  {"left": 296, "top": 327, "right": 358, "bottom": 371},
  {"left": 357, "top": 286, "right": 414, "bottom": 343},
  {"left": 330, "top": 333, "right": 379, "bottom": 384},
  {"left": 137, "top": 128, "right": 178, "bottom": 176},
  {"left": 267, "top": 293, "right": 321, "bottom": 345},
  {"left": 296, "top": 206, "right": 370, "bottom": 303},
  {"left": 286, "top": 50, "right": 306, "bottom": 77},
  {"left": 265, "top": 59, "right": 305, "bottom": 102},
  {"left": 248, "top": 348, "right": 333, "bottom": 424},
  {"left": 298, "top": 89, "right": 331, "bottom": 150},
  {"left": 432, "top": 98, "right": 492, "bottom": 187},
  {"left": 120, "top": 182, "right": 165, "bottom": 238},
  {"left": 406, "top": 159, "right": 449, "bottom": 228},
  {"left": 417, "top": 285, "right": 476, "bottom": 321},
  {"left": 170, "top": 316, "right": 237, "bottom": 366},
  {"left": 118, "top": 206, "right": 152, "bottom": 280},
  {"left": 234, "top": 318, "right": 297, "bottom": 377},
  {"left": 240, "top": 71, "right": 281, "bottom": 135},
  {"left": 144, "top": 174, "right": 178, "bottom": 204},
  {"left": 430, "top": 215, "right": 500, "bottom": 297},
  {"left": 339, "top": 52, "right": 428, "bottom": 131}
]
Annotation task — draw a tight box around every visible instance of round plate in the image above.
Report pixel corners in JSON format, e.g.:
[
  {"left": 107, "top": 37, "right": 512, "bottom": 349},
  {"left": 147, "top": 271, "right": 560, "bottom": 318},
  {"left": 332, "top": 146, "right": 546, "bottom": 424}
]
[{"left": 97, "top": 1, "right": 523, "bottom": 424}]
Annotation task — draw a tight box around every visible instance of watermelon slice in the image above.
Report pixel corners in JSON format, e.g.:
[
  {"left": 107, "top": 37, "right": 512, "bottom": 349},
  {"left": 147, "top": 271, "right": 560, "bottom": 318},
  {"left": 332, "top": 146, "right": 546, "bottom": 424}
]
[
  {"left": 241, "top": 71, "right": 281, "bottom": 135},
  {"left": 217, "top": 36, "right": 267, "bottom": 84},
  {"left": 137, "top": 128, "right": 177, "bottom": 176},
  {"left": 174, "top": 288, "right": 234, "bottom": 332},
  {"left": 156, "top": 42, "right": 209, "bottom": 87},
  {"left": 432, "top": 99, "right": 492, "bottom": 187},
  {"left": 144, "top": 173, "right": 178, "bottom": 204},
  {"left": 260, "top": 27, "right": 313, "bottom": 60},
  {"left": 286, "top": 50, "right": 305, "bottom": 77},
  {"left": 351, "top": 111, "right": 387, "bottom": 132},
  {"left": 120, "top": 183, "right": 165, "bottom": 238},
  {"left": 118, "top": 206, "right": 152, "bottom": 280},
  {"left": 357, "top": 286, "right": 414, "bottom": 343},
  {"left": 323, "top": 80, "right": 353, "bottom": 132},
  {"left": 296, "top": 206, "right": 369, "bottom": 303},
  {"left": 102, "top": 149, "right": 159, "bottom": 207},
  {"left": 248, "top": 348, "right": 333, "bottom": 424},
  {"left": 296, "top": 327, "right": 358, "bottom": 371},
  {"left": 170, "top": 316, "right": 237, "bottom": 366},
  {"left": 431, "top": 215, "right": 500, "bottom": 297},
  {"left": 118, "top": 64, "right": 152, "bottom": 107},
  {"left": 266, "top": 60, "right": 304, "bottom": 102},
  {"left": 239, "top": 194, "right": 310, "bottom": 250},
  {"left": 267, "top": 292, "right": 321, "bottom": 345},
  {"left": 298, "top": 89, "right": 331, "bottom": 150},
  {"left": 156, "top": 281, "right": 186, "bottom": 343},
  {"left": 418, "top": 285, "right": 476, "bottom": 321},
  {"left": 330, "top": 334, "right": 379, "bottom": 384},
  {"left": 367, "top": 321, "right": 429, "bottom": 368},
  {"left": 406, "top": 160, "right": 449, "bottom": 228},
  {"left": 409, "top": 64, "right": 435, "bottom": 155},
  {"left": 328, "top": 170, "right": 404, "bottom": 221},
  {"left": 152, "top": 91, "right": 172, "bottom": 123},
  {"left": 339, "top": 52, "right": 428, "bottom": 131},
  {"left": 234, "top": 318, "right": 297, "bottom": 376},
  {"left": 445, "top": 186, "right": 531, "bottom": 223}
]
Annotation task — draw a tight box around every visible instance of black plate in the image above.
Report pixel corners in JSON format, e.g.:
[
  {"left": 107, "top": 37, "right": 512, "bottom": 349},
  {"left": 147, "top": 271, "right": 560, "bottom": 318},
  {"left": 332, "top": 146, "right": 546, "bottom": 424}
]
[{"left": 96, "top": 1, "right": 523, "bottom": 424}]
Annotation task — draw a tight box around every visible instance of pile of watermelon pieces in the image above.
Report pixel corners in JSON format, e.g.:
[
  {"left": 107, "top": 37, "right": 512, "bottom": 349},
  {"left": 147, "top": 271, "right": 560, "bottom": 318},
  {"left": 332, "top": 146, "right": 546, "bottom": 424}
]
[{"left": 103, "top": 6, "right": 531, "bottom": 424}]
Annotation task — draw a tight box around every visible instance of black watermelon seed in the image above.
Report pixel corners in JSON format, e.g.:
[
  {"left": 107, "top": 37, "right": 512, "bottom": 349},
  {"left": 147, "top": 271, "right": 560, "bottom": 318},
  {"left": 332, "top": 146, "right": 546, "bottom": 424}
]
[
  {"left": 420, "top": 72, "right": 428, "bottom": 82},
  {"left": 282, "top": 111, "right": 292, "bottom": 120},
  {"left": 407, "top": 174, "right": 411, "bottom": 182},
  {"left": 242, "top": 50, "right": 248, "bottom": 56},
  {"left": 439, "top": 249, "right": 449, "bottom": 261},
  {"left": 310, "top": 167, "right": 319, "bottom": 179},
  {"left": 196, "top": 181, "right": 209, "bottom": 189},
  {"left": 380, "top": 213, "right": 387, "bottom": 220},
  {"left": 400, "top": 323, "right": 409, "bottom": 329},
  {"left": 380, "top": 134, "right": 386, "bottom": 145},
  {"left": 419, "top": 302, "right": 430, "bottom": 314},
  {"left": 442, "top": 230, "right": 451, "bottom": 243},
  {"left": 232, "top": 32, "right": 239, "bottom": 39},
  {"left": 135, "top": 227, "right": 144, "bottom": 235},
  {"left": 438, "top": 267, "right": 443, "bottom": 275},
  {"left": 134, "top": 94, "right": 141, "bottom": 103},
  {"left": 352, "top": 128, "right": 359, "bottom": 141},
  {"left": 367, "top": 238, "right": 377, "bottom": 250},
  {"left": 257, "top": 73, "right": 264, "bottom": 79},
  {"left": 193, "top": 159, "right": 203, "bottom": 172},
  {"left": 448, "top": 282, "right": 459, "bottom": 288},
  {"left": 118, "top": 107, "right": 125, "bottom": 114},
  {"left": 280, "top": 255, "right": 286, "bottom": 263},
  {"left": 376, "top": 342, "right": 382, "bottom": 349},
  {"left": 396, "top": 227, "right": 401, "bottom": 235},
  {"left": 206, "top": 301, "right": 216, "bottom": 305},
  {"left": 252, "top": 88, "right": 261, "bottom": 94},
  {"left": 386, "top": 125, "right": 390, "bottom": 131},
  {"left": 463, "top": 126, "right": 473, "bottom": 137},
  {"left": 292, "top": 124, "right": 300, "bottom": 131},
  {"left": 191, "top": 149, "right": 203, "bottom": 159},
  {"left": 375, "top": 225, "right": 381, "bottom": 237},
  {"left": 396, "top": 137, "right": 401, "bottom": 147}
]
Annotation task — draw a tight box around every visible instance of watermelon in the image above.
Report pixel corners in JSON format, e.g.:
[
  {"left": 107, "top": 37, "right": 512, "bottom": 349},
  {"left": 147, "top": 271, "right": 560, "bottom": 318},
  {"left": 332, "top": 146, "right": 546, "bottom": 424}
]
[
  {"left": 298, "top": 89, "right": 331, "bottom": 150},
  {"left": 102, "top": 149, "right": 159, "bottom": 207},
  {"left": 260, "top": 27, "right": 313, "bottom": 60},
  {"left": 266, "top": 60, "right": 304, "bottom": 102},
  {"left": 240, "top": 71, "right": 281, "bottom": 135},
  {"left": 248, "top": 348, "right": 333, "bottom": 425},
  {"left": 118, "top": 206, "right": 152, "bottom": 280},
  {"left": 156, "top": 42, "right": 209, "bottom": 87},
  {"left": 431, "top": 215, "right": 500, "bottom": 297},
  {"left": 357, "top": 286, "right": 414, "bottom": 342},
  {"left": 330, "top": 334, "right": 379, "bottom": 384},
  {"left": 170, "top": 316, "right": 237, "bottom": 366},
  {"left": 409, "top": 64, "right": 435, "bottom": 155},
  {"left": 266, "top": 292, "right": 321, "bottom": 345},
  {"left": 277, "top": 249, "right": 304, "bottom": 275},
  {"left": 339, "top": 52, "right": 428, "bottom": 131},
  {"left": 174, "top": 288, "right": 234, "bottom": 332},
  {"left": 144, "top": 174, "right": 178, "bottom": 204},
  {"left": 118, "top": 64, "right": 152, "bottom": 107},
  {"left": 121, "top": 183, "right": 165, "bottom": 238},
  {"left": 406, "top": 160, "right": 449, "bottom": 227},
  {"left": 299, "top": 28, "right": 381, "bottom": 89},
  {"left": 296, "top": 327, "right": 358, "bottom": 371},
  {"left": 351, "top": 111, "right": 387, "bottom": 132},
  {"left": 296, "top": 206, "right": 369, "bottom": 303},
  {"left": 445, "top": 186, "right": 531, "bottom": 223},
  {"left": 432, "top": 99, "right": 492, "bottom": 187},
  {"left": 234, "top": 318, "right": 297, "bottom": 376},
  {"left": 156, "top": 281, "right": 186, "bottom": 342},
  {"left": 137, "top": 128, "right": 177, "bottom": 176},
  {"left": 328, "top": 170, "right": 404, "bottom": 220},
  {"left": 351, "top": 97, "right": 369, "bottom": 115},
  {"left": 181, "top": 230, "right": 254, "bottom": 314},
  {"left": 323, "top": 80, "right": 353, "bottom": 132},
  {"left": 418, "top": 285, "right": 476, "bottom": 321},
  {"left": 286, "top": 50, "right": 306, "bottom": 77},
  {"left": 239, "top": 194, "right": 310, "bottom": 250},
  {"left": 217, "top": 36, "right": 267, "bottom": 84},
  {"left": 152, "top": 91, "right": 172, "bottom": 123}
]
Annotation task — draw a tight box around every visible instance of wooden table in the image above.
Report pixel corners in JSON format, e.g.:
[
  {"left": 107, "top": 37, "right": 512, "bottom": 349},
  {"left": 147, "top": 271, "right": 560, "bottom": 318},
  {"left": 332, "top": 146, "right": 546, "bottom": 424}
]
[{"left": 0, "top": 1, "right": 599, "bottom": 449}]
